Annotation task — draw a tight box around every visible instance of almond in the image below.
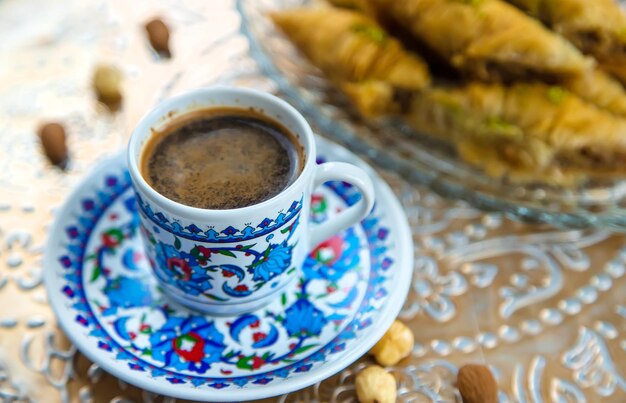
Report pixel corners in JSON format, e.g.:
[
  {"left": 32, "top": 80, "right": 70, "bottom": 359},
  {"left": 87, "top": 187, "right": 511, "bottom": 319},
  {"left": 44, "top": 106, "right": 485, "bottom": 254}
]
[
  {"left": 145, "top": 18, "right": 171, "bottom": 57},
  {"left": 38, "top": 122, "right": 68, "bottom": 168},
  {"left": 457, "top": 364, "right": 498, "bottom": 403}
]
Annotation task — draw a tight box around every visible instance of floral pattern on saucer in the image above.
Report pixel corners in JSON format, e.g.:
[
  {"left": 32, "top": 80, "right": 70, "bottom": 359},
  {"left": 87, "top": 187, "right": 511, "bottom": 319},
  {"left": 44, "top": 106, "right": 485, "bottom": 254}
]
[{"left": 57, "top": 167, "right": 394, "bottom": 389}]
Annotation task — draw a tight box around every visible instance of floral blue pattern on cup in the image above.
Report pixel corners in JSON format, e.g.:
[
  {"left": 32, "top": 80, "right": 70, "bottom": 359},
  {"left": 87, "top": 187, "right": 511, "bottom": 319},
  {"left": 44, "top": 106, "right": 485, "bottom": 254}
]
[
  {"left": 137, "top": 195, "right": 302, "bottom": 303},
  {"left": 136, "top": 194, "right": 303, "bottom": 243}
]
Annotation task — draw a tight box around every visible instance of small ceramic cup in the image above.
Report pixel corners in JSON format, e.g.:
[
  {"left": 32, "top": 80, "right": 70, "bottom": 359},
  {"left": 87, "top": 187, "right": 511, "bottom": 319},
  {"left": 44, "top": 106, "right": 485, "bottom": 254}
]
[{"left": 127, "top": 87, "right": 375, "bottom": 315}]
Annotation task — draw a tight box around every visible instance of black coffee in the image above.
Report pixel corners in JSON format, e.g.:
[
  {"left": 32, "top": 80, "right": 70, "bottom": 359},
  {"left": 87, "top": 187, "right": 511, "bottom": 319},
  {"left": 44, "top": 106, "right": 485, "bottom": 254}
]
[{"left": 141, "top": 108, "right": 304, "bottom": 209}]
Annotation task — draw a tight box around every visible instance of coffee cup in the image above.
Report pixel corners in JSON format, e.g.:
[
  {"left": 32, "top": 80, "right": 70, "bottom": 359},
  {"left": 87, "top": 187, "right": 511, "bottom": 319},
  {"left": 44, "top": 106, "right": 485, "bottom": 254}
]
[{"left": 127, "top": 87, "right": 375, "bottom": 315}]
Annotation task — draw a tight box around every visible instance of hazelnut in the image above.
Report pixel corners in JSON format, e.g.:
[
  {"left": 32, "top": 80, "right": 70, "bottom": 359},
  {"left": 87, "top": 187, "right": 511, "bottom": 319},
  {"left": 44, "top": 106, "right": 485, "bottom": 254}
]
[
  {"left": 355, "top": 365, "right": 396, "bottom": 403},
  {"left": 145, "top": 18, "right": 171, "bottom": 57},
  {"left": 38, "top": 122, "right": 68, "bottom": 168},
  {"left": 93, "top": 64, "right": 123, "bottom": 110},
  {"left": 369, "top": 320, "right": 414, "bottom": 366}
]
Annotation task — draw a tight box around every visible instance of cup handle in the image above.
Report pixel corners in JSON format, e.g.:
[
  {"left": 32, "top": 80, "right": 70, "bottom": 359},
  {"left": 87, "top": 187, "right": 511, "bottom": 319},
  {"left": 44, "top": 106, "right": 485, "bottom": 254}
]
[{"left": 309, "top": 162, "right": 375, "bottom": 248}]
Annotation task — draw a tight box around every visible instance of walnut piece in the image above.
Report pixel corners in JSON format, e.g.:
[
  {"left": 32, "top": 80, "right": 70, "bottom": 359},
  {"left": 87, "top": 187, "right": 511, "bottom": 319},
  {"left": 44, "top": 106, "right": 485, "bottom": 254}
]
[
  {"left": 355, "top": 365, "right": 396, "bottom": 403},
  {"left": 369, "top": 320, "right": 414, "bottom": 366}
]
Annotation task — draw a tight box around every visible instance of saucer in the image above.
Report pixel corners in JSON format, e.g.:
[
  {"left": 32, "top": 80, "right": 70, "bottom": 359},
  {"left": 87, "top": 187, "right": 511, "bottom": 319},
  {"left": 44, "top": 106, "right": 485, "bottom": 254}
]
[{"left": 44, "top": 137, "right": 413, "bottom": 401}]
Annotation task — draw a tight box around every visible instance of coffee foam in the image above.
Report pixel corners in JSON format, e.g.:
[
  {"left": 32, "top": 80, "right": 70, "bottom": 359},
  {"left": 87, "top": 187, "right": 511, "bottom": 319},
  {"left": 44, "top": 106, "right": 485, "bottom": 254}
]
[{"left": 141, "top": 109, "right": 303, "bottom": 209}]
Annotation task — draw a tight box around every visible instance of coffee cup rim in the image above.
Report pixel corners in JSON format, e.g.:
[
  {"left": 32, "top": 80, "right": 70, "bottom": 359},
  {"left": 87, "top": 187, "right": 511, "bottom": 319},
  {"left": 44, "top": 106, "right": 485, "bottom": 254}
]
[{"left": 127, "top": 86, "right": 316, "bottom": 218}]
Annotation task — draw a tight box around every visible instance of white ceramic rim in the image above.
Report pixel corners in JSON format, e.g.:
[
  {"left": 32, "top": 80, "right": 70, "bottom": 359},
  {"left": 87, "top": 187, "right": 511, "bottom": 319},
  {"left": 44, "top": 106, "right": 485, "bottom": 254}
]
[
  {"left": 127, "top": 86, "right": 317, "bottom": 219},
  {"left": 44, "top": 137, "right": 414, "bottom": 402}
]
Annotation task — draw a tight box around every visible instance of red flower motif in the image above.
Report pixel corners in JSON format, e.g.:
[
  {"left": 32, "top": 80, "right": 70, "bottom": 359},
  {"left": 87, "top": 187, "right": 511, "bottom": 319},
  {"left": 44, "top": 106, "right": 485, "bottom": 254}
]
[
  {"left": 311, "top": 194, "right": 323, "bottom": 205},
  {"left": 250, "top": 320, "right": 260, "bottom": 328},
  {"left": 102, "top": 233, "right": 119, "bottom": 248},
  {"left": 252, "top": 332, "right": 267, "bottom": 343},
  {"left": 234, "top": 285, "right": 249, "bottom": 292},
  {"left": 197, "top": 246, "right": 212, "bottom": 258},
  {"left": 222, "top": 270, "right": 235, "bottom": 278},
  {"left": 310, "top": 236, "right": 344, "bottom": 264},
  {"left": 172, "top": 332, "right": 205, "bottom": 363},
  {"left": 251, "top": 356, "right": 266, "bottom": 369},
  {"left": 167, "top": 257, "right": 192, "bottom": 280}
]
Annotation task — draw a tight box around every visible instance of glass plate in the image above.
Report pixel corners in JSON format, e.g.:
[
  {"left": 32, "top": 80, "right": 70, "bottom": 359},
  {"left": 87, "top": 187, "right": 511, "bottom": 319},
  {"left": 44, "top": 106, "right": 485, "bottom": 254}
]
[{"left": 236, "top": 0, "right": 626, "bottom": 231}]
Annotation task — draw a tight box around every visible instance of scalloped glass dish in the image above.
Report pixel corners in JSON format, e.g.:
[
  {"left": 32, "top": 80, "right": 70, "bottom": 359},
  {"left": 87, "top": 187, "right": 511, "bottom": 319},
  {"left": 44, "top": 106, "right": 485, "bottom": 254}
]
[{"left": 236, "top": 0, "right": 626, "bottom": 230}]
